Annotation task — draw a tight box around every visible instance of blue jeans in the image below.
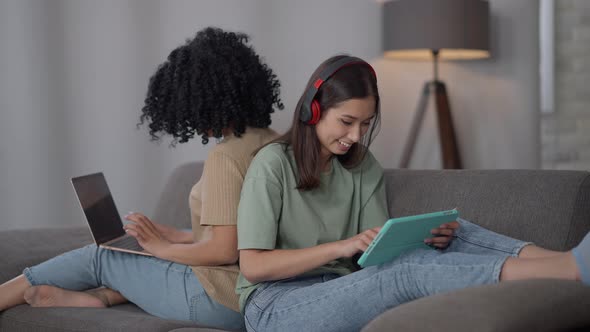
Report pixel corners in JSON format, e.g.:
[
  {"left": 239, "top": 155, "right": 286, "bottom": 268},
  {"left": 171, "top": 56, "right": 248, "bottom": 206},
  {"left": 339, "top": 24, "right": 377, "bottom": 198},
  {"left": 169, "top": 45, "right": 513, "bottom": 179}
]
[
  {"left": 243, "top": 219, "right": 531, "bottom": 332},
  {"left": 23, "top": 245, "right": 245, "bottom": 331}
]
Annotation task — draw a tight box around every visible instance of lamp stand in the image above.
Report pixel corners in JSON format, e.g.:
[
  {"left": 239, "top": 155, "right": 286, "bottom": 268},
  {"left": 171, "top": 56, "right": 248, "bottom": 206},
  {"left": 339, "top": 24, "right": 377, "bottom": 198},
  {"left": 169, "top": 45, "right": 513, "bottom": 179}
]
[{"left": 399, "top": 50, "right": 462, "bottom": 169}]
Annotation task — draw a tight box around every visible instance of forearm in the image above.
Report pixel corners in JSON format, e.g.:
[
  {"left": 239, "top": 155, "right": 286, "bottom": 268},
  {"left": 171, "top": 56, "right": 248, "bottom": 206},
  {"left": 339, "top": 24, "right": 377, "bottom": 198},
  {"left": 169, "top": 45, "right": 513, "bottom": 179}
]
[
  {"left": 173, "top": 230, "right": 194, "bottom": 244},
  {"left": 240, "top": 242, "right": 342, "bottom": 283},
  {"left": 157, "top": 239, "right": 236, "bottom": 266}
]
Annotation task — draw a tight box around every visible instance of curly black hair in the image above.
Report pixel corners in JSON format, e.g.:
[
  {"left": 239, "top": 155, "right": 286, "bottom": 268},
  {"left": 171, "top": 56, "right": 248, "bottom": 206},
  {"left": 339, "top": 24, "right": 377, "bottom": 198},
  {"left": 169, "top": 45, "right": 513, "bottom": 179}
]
[{"left": 139, "top": 27, "right": 283, "bottom": 145}]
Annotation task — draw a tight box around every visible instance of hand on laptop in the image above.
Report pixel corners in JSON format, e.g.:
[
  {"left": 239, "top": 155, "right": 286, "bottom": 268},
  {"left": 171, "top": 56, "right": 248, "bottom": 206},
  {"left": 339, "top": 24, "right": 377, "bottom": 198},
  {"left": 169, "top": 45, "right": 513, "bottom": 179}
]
[
  {"left": 425, "top": 221, "right": 460, "bottom": 249},
  {"left": 123, "top": 213, "right": 172, "bottom": 256}
]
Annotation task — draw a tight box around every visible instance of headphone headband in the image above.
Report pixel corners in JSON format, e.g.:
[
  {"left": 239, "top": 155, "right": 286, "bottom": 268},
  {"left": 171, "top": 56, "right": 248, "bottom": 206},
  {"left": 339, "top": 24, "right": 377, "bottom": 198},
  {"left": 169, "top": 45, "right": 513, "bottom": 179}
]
[{"left": 300, "top": 56, "right": 376, "bottom": 124}]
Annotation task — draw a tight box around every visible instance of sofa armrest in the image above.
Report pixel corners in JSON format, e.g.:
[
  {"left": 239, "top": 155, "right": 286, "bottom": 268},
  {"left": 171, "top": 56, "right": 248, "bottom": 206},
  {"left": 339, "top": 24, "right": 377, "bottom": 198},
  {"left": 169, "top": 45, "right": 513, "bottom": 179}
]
[
  {"left": 0, "top": 227, "right": 92, "bottom": 283},
  {"left": 361, "top": 279, "right": 590, "bottom": 332}
]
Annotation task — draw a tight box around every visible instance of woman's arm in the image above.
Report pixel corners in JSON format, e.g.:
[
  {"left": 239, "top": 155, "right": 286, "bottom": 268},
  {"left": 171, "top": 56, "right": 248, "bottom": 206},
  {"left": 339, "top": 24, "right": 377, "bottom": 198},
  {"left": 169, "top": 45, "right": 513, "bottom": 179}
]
[
  {"left": 240, "top": 227, "right": 380, "bottom": 283},
  {"left": 124, "top": 213, "right": 238, "bottom": 266},
  {"left": 127, "top": 150, "right": 248, "bottom": 265},
  {"left": 150, "top": 221, "right": 194, "bottom": 244},
  {"left": 159, "top": 226, "right": 238, "bottom": 265}
]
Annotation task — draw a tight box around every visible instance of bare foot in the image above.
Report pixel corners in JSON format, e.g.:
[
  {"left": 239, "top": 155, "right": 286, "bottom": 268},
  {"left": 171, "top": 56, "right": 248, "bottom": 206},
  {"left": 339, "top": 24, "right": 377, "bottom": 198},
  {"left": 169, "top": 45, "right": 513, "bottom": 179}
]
[{"left": 23, "top": 285, "right": 106, "bottom": 308}]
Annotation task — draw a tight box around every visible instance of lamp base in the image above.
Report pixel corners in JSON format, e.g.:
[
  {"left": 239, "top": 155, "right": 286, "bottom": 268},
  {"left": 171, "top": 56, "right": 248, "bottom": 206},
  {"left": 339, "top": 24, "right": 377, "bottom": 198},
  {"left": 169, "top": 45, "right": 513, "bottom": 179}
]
[{"left": 399, "top": 80, "right": 462, "bottom": 169}]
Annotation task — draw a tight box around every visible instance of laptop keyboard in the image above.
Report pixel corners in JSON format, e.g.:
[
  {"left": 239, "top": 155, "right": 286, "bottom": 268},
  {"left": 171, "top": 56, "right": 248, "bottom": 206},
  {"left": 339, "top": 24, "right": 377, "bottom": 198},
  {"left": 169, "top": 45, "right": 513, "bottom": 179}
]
[{"left": 108, "top": 236, "right": 144, "bottom": 252}]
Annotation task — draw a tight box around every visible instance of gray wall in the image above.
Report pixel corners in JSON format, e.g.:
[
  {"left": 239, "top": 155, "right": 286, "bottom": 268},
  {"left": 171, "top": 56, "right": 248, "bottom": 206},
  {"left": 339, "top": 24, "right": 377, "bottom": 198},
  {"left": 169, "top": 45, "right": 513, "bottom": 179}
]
[
  {"left": 541, "top": 0, "right": 590, "bottom": 170},
  {"left": 371, "top": 0, "right": 540, "bottom": 169},
  {"left": 0, "top": 0, "right": 539, "bottom": 231}
]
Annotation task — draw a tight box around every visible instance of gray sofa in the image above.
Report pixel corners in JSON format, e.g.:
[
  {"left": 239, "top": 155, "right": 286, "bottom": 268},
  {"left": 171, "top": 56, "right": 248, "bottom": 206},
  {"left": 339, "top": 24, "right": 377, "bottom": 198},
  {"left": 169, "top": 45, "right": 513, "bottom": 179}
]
[{"left": 2, "top": 162, "right": 590, "bottom": 332}]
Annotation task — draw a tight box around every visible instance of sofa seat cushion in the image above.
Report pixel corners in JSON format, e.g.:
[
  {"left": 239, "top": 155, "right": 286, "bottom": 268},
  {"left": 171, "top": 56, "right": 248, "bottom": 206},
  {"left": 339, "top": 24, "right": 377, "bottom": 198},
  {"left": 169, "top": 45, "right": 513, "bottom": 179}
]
[
  {"left": 362, "top": 279, "right": 590, "bottom": 332},
  {"left": 0, "top": 304, "right": 221, "bottom": 332}
]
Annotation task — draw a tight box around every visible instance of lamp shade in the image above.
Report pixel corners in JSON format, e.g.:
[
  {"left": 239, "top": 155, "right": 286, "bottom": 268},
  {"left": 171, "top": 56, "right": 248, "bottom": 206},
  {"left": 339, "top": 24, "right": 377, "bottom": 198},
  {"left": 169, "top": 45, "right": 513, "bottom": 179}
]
[{"left": 383, "top": 0, "right": 490, "bottom": 60}]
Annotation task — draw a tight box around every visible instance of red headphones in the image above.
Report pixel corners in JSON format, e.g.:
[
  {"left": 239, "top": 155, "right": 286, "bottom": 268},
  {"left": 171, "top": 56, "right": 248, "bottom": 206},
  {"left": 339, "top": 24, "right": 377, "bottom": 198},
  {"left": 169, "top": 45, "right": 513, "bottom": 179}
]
[{"left": 299, "top": 56, "right": 376, "bottom": 125}]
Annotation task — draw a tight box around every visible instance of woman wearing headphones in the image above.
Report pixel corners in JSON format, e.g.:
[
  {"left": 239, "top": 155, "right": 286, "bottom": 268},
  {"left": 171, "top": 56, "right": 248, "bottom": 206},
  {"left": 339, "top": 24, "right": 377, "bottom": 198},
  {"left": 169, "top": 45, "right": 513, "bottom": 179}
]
[
  {"left": 235, "top": 55, "right": 590, "bottom": 332},
  {"left": 0, "top": 27, "right": 282, "bottom": 331}
]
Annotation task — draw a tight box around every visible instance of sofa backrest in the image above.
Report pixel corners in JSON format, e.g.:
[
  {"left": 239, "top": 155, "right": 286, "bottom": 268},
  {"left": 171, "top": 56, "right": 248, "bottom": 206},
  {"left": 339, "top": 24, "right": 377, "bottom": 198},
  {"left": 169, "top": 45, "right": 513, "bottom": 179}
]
[
  {"left": 152, "top": 162, "right": 203, "bottom": 230},
  {"left": 155, "top": 162, "right": 590, "bottom": 251},
  {"left": 384, "top": 169, "right": 590, "bottom": 251}
]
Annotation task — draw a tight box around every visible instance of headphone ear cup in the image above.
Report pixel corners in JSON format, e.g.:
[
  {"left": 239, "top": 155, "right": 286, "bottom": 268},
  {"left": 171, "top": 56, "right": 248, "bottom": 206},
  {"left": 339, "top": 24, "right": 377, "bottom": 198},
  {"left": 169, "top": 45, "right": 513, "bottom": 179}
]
[{"left": 309, "top": 100, "right": 321, "bottom": 125}]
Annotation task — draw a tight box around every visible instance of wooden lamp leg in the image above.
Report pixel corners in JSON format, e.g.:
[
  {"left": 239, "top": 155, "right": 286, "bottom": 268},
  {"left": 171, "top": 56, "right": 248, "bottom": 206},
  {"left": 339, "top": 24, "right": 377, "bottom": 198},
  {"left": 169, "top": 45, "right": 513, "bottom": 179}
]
[
  {"left": 434, "top": 81, "right": 462, "bottom": 169},
  {"left": 399, "top": 82, "right": 431, "bottom": 168},
  {"left": 399, "top": 80, "right": 463, "bottom": 169}
]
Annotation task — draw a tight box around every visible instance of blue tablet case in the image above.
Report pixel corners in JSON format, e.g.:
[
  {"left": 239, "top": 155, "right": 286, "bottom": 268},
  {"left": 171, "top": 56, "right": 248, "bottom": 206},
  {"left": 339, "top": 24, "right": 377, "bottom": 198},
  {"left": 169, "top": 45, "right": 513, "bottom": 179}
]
[{"left": 357, "top": 209, "right": 459, "bottom": 268}]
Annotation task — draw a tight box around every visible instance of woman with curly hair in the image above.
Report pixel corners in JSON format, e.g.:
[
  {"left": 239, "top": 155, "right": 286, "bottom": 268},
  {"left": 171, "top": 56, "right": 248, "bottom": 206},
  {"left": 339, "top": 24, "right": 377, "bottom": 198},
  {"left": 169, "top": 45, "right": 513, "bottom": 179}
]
[{"left": 0, "top": 27, "right": 283, "bottom": 331}]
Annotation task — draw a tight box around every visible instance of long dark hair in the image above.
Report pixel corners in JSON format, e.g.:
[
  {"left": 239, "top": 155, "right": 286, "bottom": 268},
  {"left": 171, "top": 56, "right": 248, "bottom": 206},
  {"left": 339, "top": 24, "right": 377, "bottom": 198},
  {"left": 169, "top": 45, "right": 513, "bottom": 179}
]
[
  {"left": 269, "top": 55, "right": 381, "bottom": 190},
  {"left": 139, "top": 27, "right": 283, "bottom": 145}
]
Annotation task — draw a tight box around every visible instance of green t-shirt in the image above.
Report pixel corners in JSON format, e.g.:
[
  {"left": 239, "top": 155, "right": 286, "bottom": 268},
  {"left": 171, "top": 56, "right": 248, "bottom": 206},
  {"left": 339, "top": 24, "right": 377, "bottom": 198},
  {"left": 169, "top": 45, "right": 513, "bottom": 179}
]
[{"left": 235, "top": 143, "right": 389, "bottom": 312}]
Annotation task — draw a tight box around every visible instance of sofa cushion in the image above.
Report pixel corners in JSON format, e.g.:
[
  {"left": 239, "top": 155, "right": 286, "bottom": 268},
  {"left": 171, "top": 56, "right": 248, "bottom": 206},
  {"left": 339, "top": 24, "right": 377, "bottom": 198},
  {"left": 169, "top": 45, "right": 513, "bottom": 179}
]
[
  {"left": 0, "top": 304, "right": 218, "bottom": 332},
  {"left": 361, "top": 279, "right": 590, "bottom": 332},
  {"left": 384, "top": 169, "right": 590, "bottom": 251},
  {"left": 152, "top": 162, "right": 204, "bottom": 230},
  {"left": 0, "top": 227, "right": 92, "bottom": 284}
]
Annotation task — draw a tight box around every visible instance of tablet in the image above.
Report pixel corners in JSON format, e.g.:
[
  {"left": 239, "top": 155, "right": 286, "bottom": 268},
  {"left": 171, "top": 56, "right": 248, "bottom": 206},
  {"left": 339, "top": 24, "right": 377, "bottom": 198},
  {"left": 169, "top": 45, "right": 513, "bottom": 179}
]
[{"left": 357, "top": 208, "right": 459, "bottom": 268}]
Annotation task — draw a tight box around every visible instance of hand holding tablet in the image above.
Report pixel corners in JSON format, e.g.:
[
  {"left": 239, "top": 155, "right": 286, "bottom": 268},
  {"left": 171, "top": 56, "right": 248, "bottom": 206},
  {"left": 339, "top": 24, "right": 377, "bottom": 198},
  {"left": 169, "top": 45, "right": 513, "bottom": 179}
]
[{"left": 357, "top": 209, "right": 459, "bottom": 268}]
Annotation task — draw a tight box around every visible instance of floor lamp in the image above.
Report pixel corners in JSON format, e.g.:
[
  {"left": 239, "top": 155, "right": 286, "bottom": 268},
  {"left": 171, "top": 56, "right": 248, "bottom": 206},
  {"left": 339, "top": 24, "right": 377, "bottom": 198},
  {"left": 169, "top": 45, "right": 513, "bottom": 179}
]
[{"left": 382, "top": 0, "right": 491, "bottom": 169}]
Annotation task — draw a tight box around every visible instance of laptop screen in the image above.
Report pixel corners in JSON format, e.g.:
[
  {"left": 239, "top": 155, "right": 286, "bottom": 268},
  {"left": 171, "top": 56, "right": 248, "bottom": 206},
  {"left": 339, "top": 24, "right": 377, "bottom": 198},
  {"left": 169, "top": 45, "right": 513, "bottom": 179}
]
[{"left": 71, "top": 173, "right": 126, "bottom": 244}]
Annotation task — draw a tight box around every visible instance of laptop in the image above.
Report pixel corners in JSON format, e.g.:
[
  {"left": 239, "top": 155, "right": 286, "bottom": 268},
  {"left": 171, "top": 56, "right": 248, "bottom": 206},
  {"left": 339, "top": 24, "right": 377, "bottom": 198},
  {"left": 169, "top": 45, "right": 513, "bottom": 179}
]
[{"left": 71, "top": 172, "right": 152, "bottom": 256}]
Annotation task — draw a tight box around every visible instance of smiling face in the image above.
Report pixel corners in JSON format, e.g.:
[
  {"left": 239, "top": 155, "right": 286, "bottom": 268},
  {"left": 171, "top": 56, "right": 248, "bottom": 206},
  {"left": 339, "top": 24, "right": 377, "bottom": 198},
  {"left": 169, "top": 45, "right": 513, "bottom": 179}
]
[{"left": 314, "top": 96, "right": 376, "bottom": 166}]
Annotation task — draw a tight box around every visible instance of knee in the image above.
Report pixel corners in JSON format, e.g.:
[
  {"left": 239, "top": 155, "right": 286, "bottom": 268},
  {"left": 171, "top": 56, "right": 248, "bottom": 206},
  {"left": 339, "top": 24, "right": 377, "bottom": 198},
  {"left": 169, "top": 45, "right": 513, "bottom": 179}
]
[{"left": 79, "top": 244, "right": 103, "bottom": 267}]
